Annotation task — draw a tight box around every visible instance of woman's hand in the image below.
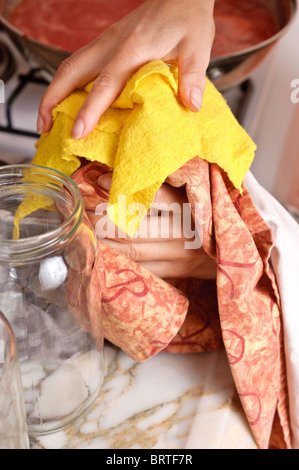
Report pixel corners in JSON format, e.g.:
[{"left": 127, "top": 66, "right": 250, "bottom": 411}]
[
  {"left": 87, "top": 172, "right": 217, "bottom": 280},
  {"left": 37, "top": 0, "right": 215, "bottom": 139}
]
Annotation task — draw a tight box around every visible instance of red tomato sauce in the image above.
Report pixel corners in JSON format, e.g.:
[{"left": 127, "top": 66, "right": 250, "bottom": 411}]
[
  {"left": 212, "top": 0, "right": 280, "bottom": 57},
  {"left": 9, "top": 0, "right": 280, "bottom": 57},
  {"left": 9, "top": 0, "right": 146, "bottom": 53}
]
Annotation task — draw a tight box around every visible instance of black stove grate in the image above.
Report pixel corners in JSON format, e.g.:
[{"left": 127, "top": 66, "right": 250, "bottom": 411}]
[
  {"left": 0, "top": 39, "right": 16, "bottom": 82},
  {"left": 0, "top": 67, "right": 50, "bottom": 139}
]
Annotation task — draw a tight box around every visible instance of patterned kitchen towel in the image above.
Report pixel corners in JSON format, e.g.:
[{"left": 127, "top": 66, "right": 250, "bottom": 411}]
[{"left": 71, "top": 160, "right": 290, "bottom": 450}]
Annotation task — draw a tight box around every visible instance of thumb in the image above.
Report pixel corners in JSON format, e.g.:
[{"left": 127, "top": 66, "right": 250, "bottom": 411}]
[
  {"left": 97, "top": 172, "right": 112, "bottom": 192},
  {"left": 177, "top": 28, "right": 214, "bottom": 112},
  {"left": 154, "top": 184, "right": 187, "bottom": 208}
]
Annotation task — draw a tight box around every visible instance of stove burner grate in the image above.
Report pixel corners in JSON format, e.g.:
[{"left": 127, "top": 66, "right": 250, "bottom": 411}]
[
  {"left": 0, "top": 39, "right": 16, "bottom": 82},
  {"left": 0, "top": 67, "right": 49, "bottom": 138}
]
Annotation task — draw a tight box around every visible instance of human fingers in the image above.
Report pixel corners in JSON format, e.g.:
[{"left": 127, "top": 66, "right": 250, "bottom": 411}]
[
  {"left": 138, "top": 255, "right": 217, "bottom": 279},
  {"left": 93, "top": 178, "right": 189, "bottom": 242},
  {"left": 37, "top": 0, "right": 216, "bottom": 137},
  {"left": 97, "top": 175, "right": 188, "bottom": 207},
  {"left": 89, "top": 210, "right": 187, "bottom": 244},
  {"left": 37, "top": 27, "right": 123, "bottom": 134},
  {"left": 97, "top": 172, "right": 113, "bottom": 191},
  {"left": 137, "top": 260, "right": 193, "bottom": 278},
  {"left": 154, "top": 183, "right": 187, "bottom": 205},
  {"left": 70, "top": 42, "right": 149, "bottom": 139},
  {"left": 94, "top": 175, "right": 183, "bottom": 242},
  {"left": 100, "top": 238, "right": 192, "bottom": 262},
  {"left": 177, "top": 8, "right": 215, "bottom": 111}
]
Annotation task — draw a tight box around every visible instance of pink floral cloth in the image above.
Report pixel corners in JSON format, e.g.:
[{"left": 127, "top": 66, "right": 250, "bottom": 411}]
[{"left": 71, "top": 159, "right": 290, "bottom": 449}]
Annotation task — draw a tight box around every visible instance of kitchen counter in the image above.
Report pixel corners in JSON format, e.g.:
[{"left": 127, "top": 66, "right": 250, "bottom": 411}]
[{"left": 29, "top": 344, "right": 257, "bottom": 450}]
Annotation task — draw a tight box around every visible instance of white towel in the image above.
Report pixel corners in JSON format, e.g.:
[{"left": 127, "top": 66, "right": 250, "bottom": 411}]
[{"left": 245, "top": 171, "right": 299, "bottom": 448}]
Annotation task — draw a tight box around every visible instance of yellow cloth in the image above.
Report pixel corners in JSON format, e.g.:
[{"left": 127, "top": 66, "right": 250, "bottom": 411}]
[{"left": 30, "top": 60, "right": 256, "bottom": 236}]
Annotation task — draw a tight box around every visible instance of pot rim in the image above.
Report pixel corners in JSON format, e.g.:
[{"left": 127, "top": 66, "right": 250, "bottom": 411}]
[{"left": 210, "top": 0, "right": 297, "bottom": 63}]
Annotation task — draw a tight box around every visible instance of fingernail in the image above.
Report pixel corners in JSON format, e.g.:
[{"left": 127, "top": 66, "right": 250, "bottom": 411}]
[
  {"left": 190, "top": 88, "right": 203, "bottom": 112},
  {"left": 72, "top": 119, "right": 85, "bottom": 139},
  {"left": 98, "top": 174, "right": 112, "bottom": 191},
  {"left": 37, "top": 115, "right": 44, "bottom": 134}
]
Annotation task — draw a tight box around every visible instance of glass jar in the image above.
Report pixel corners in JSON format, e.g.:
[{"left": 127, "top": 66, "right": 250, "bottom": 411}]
[
  {"left": 0, "top": 311, "right": 29, "bottom": 449},
  {"left": 0, "top": 164, "right": 104, "bottom": 436}
]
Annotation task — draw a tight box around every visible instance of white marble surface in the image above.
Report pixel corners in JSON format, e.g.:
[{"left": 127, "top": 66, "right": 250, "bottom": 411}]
[{"left": 29, "top": 344, "right": 257, "bottom": 450}]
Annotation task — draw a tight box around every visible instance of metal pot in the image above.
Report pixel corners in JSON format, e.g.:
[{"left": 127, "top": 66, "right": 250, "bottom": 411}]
[
  {"left": 0, "top": 0, "right": 297, "bottom": 90},
  {"left": 208, "top": 0, "right": 297, "bottom": 90}
]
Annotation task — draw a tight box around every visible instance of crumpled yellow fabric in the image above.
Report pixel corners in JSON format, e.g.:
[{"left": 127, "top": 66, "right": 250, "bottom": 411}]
[{"left": 28, "top": 60, "right": 256, "bottom": 236}]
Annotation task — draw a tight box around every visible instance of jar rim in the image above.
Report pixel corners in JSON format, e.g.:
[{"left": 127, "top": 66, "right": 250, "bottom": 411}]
[{"left": 0, "top": 164, "right": 84, "bottom": 260}]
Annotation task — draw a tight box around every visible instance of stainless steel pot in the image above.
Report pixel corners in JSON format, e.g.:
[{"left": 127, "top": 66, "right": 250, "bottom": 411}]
[
  {"left": 0, "top": 0, "right": 297, "bottom": 90},
  {"left": 208, "top": 0, "right": 297, "bottom": 90}
]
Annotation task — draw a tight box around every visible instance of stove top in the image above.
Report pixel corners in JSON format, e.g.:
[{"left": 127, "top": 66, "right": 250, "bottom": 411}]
[{"left": 0, "top": 31, "right": 51, "bottom": 161}]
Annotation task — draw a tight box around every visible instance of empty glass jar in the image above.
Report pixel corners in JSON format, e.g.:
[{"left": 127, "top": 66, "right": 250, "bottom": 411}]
[
  {"left": 0, "top": 310, "right": 29, "bottom": 449},
  {"left": 0, "top": 164, "right": 104, "bottom": 436}
]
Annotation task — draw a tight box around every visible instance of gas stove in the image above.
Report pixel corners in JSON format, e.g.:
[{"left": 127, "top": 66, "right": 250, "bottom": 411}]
[{"left": 0, "top": 30, "right": 51, "bottom": 162}]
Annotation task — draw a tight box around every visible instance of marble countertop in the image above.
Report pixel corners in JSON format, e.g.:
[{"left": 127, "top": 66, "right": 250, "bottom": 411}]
[{"left": 29, "top": 344, "right": 257, "bottom": 450}]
